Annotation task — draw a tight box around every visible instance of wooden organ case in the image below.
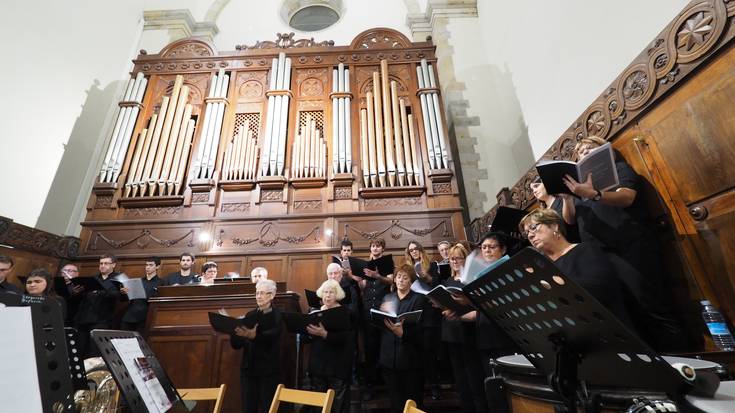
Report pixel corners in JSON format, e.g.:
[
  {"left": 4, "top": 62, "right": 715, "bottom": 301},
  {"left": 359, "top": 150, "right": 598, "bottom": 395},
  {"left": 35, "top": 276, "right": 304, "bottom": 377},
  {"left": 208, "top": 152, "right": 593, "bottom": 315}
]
[{"left": 79, "top": 29, "right": 465, "bottom": 412}]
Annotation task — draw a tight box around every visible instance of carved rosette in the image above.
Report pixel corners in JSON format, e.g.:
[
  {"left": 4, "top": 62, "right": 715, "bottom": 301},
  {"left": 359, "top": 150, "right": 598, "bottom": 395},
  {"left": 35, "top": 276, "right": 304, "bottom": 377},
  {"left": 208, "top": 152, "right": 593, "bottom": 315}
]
[
  {"left": 583, "top": 105, "right": 610, "bottom": 138},
  {"left": 350, "top": 28, "right": 412, "bottom": 50},
  {"left": 619, "top": 64, "right": 655, "bottom": 111},
  {"left": 160, "top": 39, "right": 215, "bottom": 58},
  {"left": 669, "top": 1, "right": 726, "bottom": 64},
  {"left": 334, "top": 187, "right": 352, "bottom": 200}
]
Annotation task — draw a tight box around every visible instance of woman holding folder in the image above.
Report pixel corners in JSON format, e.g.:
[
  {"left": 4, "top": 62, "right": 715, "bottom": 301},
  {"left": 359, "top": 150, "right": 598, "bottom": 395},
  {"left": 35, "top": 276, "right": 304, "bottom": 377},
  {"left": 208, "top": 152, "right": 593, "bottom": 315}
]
[
  {"left": 441, "top": 244, "right": 489, "bottom": 413},
  {"left": 378, "top": 263, "right": 426, "bottom": 413},
  {"left": 230, "top": 279, "right": 282, "bottom": 413},
  {"left": 304, "top": 279, "right": 354, "bottom": 413}
]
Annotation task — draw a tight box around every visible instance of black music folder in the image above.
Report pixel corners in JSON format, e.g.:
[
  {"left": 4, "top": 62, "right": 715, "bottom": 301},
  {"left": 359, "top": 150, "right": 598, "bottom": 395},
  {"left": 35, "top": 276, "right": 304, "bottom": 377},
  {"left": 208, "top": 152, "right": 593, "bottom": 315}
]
[
  {"left": 305, "top": 289, "right": 321, "bottom": 308},
  {"left": 370, "top": 308, "right": 422, "bottom": 326},
  {"left": 411, "top": 281, "right": 472, "bottom": 314},
  {"left": 436, "top": 261, "right": 451, "bottom": 280},
  {"left": 282, "top": 306, "right": 351, "bottom": 334},
  {"left": 208, "top": 311, "right": 258, "bottom": 335},
  {"left": 332, "top": 255, "right": 368, "bottom": 278},
  {"left": 366, "top": 254, "right": 395, "bottom": 277},
  {"left": 489, "top": 206, "right": 528, "bottom": 238},
  {"left": 536, "top": 142, "right": 619, "bottom": 195},
  {"left": 51, "top": 276, "right": 104, "bottom": 296}
]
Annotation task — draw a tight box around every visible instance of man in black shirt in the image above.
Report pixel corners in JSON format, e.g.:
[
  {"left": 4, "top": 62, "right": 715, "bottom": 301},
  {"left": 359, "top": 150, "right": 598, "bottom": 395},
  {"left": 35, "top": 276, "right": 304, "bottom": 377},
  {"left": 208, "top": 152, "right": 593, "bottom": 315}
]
[
  {"left": 120, "top": 257, "right": 161, "bottom": 332},
  {"left": 162, "top": 252, "right": 197, "bottom": 285},
  {"left": 58, "top": 263, "right": 85, "bottom": 324},
  {"left": 0, "top": 255, "right": 22, "bottom": 294},
  {"left": 74, "top": 254, "right": 122, "bottom": 357}
]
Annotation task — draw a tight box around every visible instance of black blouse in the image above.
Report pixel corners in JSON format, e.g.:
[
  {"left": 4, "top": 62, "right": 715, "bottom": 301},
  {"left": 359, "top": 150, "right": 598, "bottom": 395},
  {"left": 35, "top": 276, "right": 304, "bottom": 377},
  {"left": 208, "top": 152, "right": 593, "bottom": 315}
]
[
  {"left": 552, "top": 243, "right": 631, "bottom": 325},
  {"left": 230, "top": 307, "right": 283, "bottom": 377},
  {"left": 74, "top": 273, "right": 121, "bottom": 326},
  {"left": 379, "top": 291, "right": 426, "bottom": 370},
  {"left": 306, "top": 307, "right": 356, "bottom": 380}
]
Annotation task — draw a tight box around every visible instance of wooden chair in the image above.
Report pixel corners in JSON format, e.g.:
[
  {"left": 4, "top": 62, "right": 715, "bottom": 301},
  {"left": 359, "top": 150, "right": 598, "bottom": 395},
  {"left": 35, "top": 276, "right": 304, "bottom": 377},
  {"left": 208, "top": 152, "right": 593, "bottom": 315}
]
[
  {"left": 177, "top": 384, "right": 227, "bottom": 413},
  {"left": 267, "top": 383, "right": 335, "bottom": 413},
  {"left": 403, "top": 399, "right": 427, "bottom": 413}
]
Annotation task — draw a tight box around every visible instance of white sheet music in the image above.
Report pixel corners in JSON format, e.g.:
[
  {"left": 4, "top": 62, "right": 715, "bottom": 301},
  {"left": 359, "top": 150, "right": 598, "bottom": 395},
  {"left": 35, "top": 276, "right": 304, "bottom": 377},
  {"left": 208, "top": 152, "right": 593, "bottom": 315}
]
[
  {"left": 121, "top": 278, "right": 147, "bottom": 300},
  {"left": 0, "top": 306, "right": 43, "bottom": 412},
  {"left": 111, "top": 338, "right": 172, "bottom": 413}
]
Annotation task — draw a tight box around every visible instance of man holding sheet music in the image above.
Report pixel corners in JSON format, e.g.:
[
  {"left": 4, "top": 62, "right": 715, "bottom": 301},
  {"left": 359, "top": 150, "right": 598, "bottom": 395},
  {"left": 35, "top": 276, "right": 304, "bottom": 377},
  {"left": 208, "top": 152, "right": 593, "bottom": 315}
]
[
  {"left": 74, "top": 253, "right": 122, "bottom": 357},
  {"left": 120, "top": 257, "right": 161, "bottom": 332}
]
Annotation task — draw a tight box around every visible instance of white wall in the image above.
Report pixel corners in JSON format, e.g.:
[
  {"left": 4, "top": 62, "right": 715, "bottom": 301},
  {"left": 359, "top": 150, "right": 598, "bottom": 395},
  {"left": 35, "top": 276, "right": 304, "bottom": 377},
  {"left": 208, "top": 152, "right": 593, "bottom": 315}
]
[
  {"left": 0, "top": 1, "right": 146, "bottom": 233},
  {"left": 446, "top": 0, "right": 690, "bottom": 215},
  {"left": 0, "top": 0, "right": 693, "bottom": 233}
]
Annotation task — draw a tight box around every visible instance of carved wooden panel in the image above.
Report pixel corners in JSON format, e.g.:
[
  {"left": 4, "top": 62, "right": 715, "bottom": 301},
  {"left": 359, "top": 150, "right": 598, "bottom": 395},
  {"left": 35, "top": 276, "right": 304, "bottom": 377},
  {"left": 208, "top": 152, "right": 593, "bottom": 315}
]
[
  {"left": 337, "top": 213, "right": 455, "bottom": 250},
  {"left": 82, "top": 224, "right": 203, "bottom": 255},
  {"left": 213, "top": 220, "right": 322, "bottom": 252}
]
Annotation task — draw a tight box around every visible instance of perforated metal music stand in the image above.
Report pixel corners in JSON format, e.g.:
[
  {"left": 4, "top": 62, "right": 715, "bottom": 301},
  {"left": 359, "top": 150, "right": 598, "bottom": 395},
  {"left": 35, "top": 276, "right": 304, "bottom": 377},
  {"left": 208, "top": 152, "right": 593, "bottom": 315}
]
[
  {"left": 90, "top": 329, "right": 184, "bottom": 413},
  {"left": 461, "top": 248, "right": 692, "bottom": 412},
  {"left": 0, "top": 293, "right": 75, "bottom": 413}
]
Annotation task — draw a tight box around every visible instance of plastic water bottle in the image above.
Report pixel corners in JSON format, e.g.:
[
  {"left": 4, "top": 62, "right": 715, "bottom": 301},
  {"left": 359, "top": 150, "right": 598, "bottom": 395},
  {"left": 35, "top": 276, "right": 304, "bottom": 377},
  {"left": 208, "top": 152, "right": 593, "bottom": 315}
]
[{"left": 701, "top": 300, "right": 735, "bottom": 351}]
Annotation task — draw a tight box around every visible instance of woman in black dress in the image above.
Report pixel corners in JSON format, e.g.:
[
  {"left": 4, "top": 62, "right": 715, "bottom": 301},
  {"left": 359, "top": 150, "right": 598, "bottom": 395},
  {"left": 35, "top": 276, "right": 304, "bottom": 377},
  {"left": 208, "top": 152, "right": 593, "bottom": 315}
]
[
  {"left": 230, "top": 279, "right": 282, "bottom": 413},
  {"left": 404, "top": 240, "right": 443, "bottom": 398},
  {"left": 441, "top": 244, "right": 488, "bottom": 413},
  {"left": 305, "top": 279, "right": 354, "bottom": 413},
  {"left": 24, "top": 268, "right": 67, "bottom": 319},
  {"left": 530, "top": 178, "right": 579, "bottom": 242},
  {"left": 379, "top": 263, "right": 426, "bottom": 413}
]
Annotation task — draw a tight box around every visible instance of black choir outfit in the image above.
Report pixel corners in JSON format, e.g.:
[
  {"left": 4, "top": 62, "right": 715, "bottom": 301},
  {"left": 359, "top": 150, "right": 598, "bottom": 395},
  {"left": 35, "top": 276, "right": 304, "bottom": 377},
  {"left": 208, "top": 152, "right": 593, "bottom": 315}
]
[
  {"left": 120, "top": 275, "right": 160, "bottom": 332},
  {"left": 441, "top": 278, "right": 488, "bottom": 413},
  {"left": 554, "top": 242, "right": 685, "bottom": 351},
  {"left": 549, "top": 197, "right": 580, "bottom": 243},
  {"left": 475, "top": 313, "right": 518, "bottom": 376},
  {"left": 0, "top": 279, "right": 22, "bottom": 294},
  {"left": 161, "top": 271, "right": 197, "bottom": 286},
  {"left": 379, "top": 290, "right": 426, "bottom": 413},
  {"left": 305, "top": 307, "right": 356, "bottom": 413},
  {"left": 74, "top": 272, "right": 122, "bottom": 357},
  {"left": 57, "top": 278, "right": 85, "bottom": 325},
  {"left": 230, "top": 307, "right": 282, "bottom": 413},
  {"left": 360, "top": 256, "right": 394, "bottom": 390},
  {"left": 417, "top": 262, "right": 444, "bottom": 395}
]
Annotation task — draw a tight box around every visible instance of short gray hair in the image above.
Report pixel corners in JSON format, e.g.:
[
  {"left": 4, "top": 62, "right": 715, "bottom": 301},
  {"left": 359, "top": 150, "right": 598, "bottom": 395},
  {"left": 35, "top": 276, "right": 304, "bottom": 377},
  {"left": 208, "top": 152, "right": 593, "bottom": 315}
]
[
  {"left": 256, "top": 279, "right": 277, "bottom": 293},
  {"left": 251, "top": 267, "right": 268, "bottom": 277},
  {"left": 326, "top": 262, "right": 342, "bottom": 274}
]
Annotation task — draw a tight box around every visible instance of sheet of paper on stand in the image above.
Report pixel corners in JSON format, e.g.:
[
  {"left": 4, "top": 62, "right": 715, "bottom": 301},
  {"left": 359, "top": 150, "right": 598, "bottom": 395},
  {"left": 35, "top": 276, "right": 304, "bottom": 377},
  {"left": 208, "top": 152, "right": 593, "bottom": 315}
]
[
  {"left": 111, "top": 338, "right": 172, "bottom": 413},
  {"left": 0, "top": 306, "right": 43, "bottom": 413}
]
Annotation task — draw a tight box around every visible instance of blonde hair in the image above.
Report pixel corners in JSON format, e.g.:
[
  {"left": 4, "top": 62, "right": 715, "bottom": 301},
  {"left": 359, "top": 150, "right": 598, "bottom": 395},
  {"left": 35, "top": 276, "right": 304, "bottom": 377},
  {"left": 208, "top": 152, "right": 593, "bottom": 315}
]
[
  {"left": 448, "top": 244, "right": 469, "bottom": 278},
  {"left": 519, "top": 209, "right": 566, "bottom": 237},
  {"left": 574, "top": 135, "right": 607, "bottom": 159},
  {"left": 316, "top": 279, "right": 345, "bottom": 301},
  {"left": 404, "top": 240, "right": 430, "bottom": 277}
]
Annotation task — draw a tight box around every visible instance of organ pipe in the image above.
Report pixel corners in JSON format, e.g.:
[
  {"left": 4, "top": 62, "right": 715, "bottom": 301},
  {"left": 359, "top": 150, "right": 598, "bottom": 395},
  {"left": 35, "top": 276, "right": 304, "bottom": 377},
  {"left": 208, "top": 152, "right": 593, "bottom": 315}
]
[
  {"left": 191, "top": 69, "right": 230, "bottom": 180},
  {"left": 417, "top": 59, "right": 448, "bottom": 169},
  {"left": 260, "top": 52, "right": 292, "bottom": 177}
]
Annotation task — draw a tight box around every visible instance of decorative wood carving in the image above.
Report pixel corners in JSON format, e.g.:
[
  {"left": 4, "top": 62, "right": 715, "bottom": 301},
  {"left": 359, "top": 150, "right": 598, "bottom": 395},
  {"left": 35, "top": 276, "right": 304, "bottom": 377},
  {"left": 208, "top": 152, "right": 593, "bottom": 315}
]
[
  {"left": 0, "top": 216, "right": 79, "bottom": 259},
  {"left": 432, "top": 182, "right": 452, "bottom": 194},
  {"left": 293, "top": 200, "right": 322, "bottom": 210},
  {"left": 345, "top": 219, "right": 449, "bottom": 240},
  {"left": 216, "top": 222, "right": 320, "bottom": 247},
  {"left": 191, "top": 193, "right": 209, "bottom": 203},
  {"left": 159, "top": 38, "right": 215, "bottom": 58},
  {"left": 261, "top": 189, "right": 283, "bottom": 202},
  {"left": 221, "top": 202, "right": 250, "bottom": 213},
  {"left": 334, "top": 187, "right": 352, "bottom": 200},
  {"left": 470, "top": 0, "right": 735, "bottom": 242},
  {"left": 350, "top": 28, "right": 413, "bottom": 50},
  {"left": 362, "top": 197, "right": 422, "bottom": 208},
  {"left": 89, "top": 229, "right": 195, "bottom": 250},
  {"left": 236, "top": 33, "right": 335, "bottom": 50},
  {"left": 124, "top": 206, "right": 184, "bottom": 217},
  {"left": 94, "top": 195, "right": 113, "bottom": 209}
]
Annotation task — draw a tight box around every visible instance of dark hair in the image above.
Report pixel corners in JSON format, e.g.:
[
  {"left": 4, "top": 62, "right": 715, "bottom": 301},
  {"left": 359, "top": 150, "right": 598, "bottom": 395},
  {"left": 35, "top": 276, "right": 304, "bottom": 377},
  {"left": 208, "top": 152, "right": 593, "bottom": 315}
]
[
  {"left": 369, "top": 238, "right": 386, "bottom": 249},
  {"left": 202, "top": 261, "right": 218, "bottom": 272},
  {"left": 0, "top": 255, "right": 14, "bottom": 267},
  {"left": 340, "top": 239, "right": 353, "bottom": 249},
  {"left": 480, "top": 232, "right": 508, "bottom": 250},
  {"left": 146, "top": 257, "right": 162, "bottom": 266},
  {"left": 100, "top": 253, "right": 117, "bottom": 263},
  {"left": 27, "top": 268, "right": 54, "bottom": 296},
  {"left": 180, "top": 252, "right": 195, "bottom": 261}
]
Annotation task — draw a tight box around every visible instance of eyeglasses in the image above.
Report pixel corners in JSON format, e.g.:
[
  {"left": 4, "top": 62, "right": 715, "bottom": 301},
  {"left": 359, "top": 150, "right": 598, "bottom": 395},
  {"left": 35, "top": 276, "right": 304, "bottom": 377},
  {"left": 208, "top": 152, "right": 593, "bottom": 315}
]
[
  {"left": 449, "top": 256, "right": 465, "bottom": 262},
  {"left": 481, "top": 244, "right": 500, "bottom": 250},
  {"left": 408, "top": 247, "right": 420, "bottom": 253},
  {"left": 523, "top": 222, "right": 543, "bottom": 238},
  {"left": 62, "top": 268, "right": 78, "bottom": 273}
]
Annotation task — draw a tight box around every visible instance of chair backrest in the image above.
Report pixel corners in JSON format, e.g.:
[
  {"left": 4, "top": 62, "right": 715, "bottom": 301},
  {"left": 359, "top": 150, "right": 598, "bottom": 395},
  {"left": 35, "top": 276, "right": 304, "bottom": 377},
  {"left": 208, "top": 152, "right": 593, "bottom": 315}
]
[
  {"left": 268, "top": 384, "right": 335, "bottom": 413},
  {"left": 178, "top": 384, "right": 227, "bottom": 413},
  {"left": 403, "top": 399, "right": 427, "bottom": 413}
]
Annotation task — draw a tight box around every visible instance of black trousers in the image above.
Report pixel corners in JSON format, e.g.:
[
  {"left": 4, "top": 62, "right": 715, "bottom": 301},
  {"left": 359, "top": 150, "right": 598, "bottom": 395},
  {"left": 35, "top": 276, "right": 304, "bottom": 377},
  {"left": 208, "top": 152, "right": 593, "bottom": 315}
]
[
  {"left": 310, "top": 375, "right": 350, "bottom": 413},
  {"left": 76, "top": 322, "right": 111, "bottom": 358},
  {"left": 241, "top": 372, "right": 279, "bottom": 413},
  {"left": 421, "top": 326, "right": 442, "bottom": 386},
  {"left": 382, "top": 368, "right": 424, "bottom": 413},
  {"left": 362, "top": 321, "right": 382, "bottom": 386},
  {"left": 120, "top": 320, "right": 145, "bottom": 333},
  {"left": 448, "top": 343, "right": 488, "bottom": 413}
]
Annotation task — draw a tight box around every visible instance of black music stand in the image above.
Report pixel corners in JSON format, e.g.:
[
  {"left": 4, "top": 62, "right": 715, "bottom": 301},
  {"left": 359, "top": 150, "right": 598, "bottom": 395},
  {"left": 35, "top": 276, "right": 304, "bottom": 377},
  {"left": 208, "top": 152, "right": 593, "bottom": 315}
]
[
  {"left": 461, "top": 248, "right": 697, "bottom": 413},
  {"left": 90, "top": 329, "right": 186, "bottom": 413},
  {"left": 0, "top": 293, "right": 75, "bottom": 413}
]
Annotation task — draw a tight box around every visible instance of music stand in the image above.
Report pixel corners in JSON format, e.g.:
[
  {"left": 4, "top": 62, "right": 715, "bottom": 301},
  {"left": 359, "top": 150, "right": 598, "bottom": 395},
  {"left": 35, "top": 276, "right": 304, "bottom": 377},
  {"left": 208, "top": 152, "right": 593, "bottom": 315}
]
[
  {"left": 0, "top": 293, "right": 75, "bottom": 413},
  {"left": 461, "top": 248, "right": 694, "bottom": 413},
  {"left": 90, "top": 329, "right": 185, "bottom": 413}
]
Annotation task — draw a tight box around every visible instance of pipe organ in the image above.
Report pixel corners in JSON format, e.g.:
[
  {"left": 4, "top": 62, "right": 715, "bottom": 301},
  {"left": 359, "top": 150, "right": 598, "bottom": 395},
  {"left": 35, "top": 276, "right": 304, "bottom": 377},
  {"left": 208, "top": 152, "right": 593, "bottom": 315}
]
[
  {"left": 82, "top": 29, "right": 465, "bottom": 271},
  {"left": 99, "top": 72, "right": 148, "bottom": 184},
  {"left": 82, "top": 29, "right": 466, "bottom": 413},
  {"left": 191, "top": 69, "right": 230, "bottom": 181}
]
